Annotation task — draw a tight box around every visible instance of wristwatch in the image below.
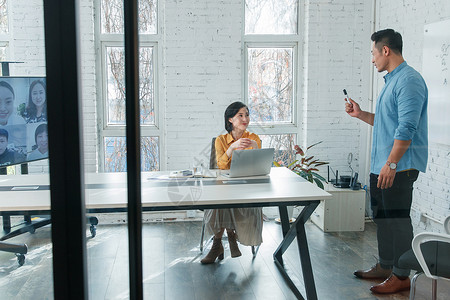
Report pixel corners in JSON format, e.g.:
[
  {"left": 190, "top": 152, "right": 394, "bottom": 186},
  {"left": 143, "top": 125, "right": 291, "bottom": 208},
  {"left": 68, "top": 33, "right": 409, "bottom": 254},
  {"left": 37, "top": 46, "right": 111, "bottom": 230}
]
[{"left": 386, "top": 161, "right": 397, "bottom": 170}]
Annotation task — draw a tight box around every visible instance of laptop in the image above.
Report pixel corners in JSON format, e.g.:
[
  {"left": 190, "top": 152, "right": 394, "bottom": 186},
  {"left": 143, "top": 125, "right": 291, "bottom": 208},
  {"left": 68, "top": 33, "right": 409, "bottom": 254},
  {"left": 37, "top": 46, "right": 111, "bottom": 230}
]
[{"left": 223, "top": 148, "right": 275, "bottom": 178}]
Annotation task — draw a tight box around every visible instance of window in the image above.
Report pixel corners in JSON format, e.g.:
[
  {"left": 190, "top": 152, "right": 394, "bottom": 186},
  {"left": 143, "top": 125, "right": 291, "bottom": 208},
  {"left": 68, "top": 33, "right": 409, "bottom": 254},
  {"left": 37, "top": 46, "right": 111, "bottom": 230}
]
[
  {"left": 98, "top": 0, "right": 160, "bottom": 172},
  {"left": 104, "top": 136, "right": 159, "bottom": 172},
  {"left": 0, "top": 0, "right": 8, "bottom": 34},
  {"left": 105, "top": 46, "right": 155, "bottom": 126},
  {"left": 0, "top": 0, "right": 9, "bottom": 72},
  {"left": 259, "top": 133, "right": 296, "bottom": 166},
  {"left": 247, "top": 47, "right": 294, "bottom": 124},
  {"left": 0, "top": 44, "right": 6, "bottom": 61},
  {"left": 245, "top": 0, "right": 298, "bottom": 35},
  {"left": 244, "top": 0, "right": 299, "bottom": 164}
]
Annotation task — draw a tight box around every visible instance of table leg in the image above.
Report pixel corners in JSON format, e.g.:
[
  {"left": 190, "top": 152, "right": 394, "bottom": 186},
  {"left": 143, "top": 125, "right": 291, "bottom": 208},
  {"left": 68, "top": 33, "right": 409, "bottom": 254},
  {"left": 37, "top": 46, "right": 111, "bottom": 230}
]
[
  {"left": 273, "top": 201, "right": 319, "bottom": 300},
  {"left": 2, "top": 214, "right": 11, "bottom": 233},
  {"left": 278, "top": 205, "right": 290, "bottom": 237}
]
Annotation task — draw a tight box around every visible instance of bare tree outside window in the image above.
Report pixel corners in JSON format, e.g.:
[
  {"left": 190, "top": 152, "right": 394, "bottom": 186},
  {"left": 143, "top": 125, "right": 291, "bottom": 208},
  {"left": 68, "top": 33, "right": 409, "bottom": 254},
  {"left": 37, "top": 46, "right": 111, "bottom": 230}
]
[
  {"left": 106, "top": 46, "right": 155, "bottom": 126},
  {"left": 104, "top": 137, "right": 159, "bottom": 172},
  {"left": 248, "top": 47, "right": 293, "bottom": 124},
  {"left": 0, "top": 0, "right": 8, "bottom": 34},
  {"left": 101, "top": 0, "right": 157, "bottom": 34},
  {"left": 260, "top": 134, "right": 296, "bottom": 166},
  {"left": 245, "top": 0, "right": 297, "bottom": 34},
  {"left": 101, "top": 0, "right": 158, "bottom": 172}
]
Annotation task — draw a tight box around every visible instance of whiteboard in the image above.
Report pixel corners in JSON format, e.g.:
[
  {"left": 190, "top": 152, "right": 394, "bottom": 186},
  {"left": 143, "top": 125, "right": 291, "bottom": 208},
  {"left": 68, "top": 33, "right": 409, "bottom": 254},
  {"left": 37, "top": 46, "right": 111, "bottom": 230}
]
[{"left": 423, "top": 19, "right": 450, "bottom": 145}]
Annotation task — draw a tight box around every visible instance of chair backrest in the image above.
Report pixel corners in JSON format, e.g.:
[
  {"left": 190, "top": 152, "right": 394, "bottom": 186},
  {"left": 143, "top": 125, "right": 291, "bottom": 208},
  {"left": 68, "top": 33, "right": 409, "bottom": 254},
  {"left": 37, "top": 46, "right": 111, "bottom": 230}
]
[{"left": 209, "top": 137, "right": 217, "bottom": 169}]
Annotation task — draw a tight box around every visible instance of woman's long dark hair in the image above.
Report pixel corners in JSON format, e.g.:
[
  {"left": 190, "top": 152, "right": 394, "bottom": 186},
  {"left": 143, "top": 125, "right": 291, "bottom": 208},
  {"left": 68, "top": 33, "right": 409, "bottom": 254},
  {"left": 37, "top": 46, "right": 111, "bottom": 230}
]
[
  {"left": 224, "top": 101, "right": 248, "bottom": 133},
  {"left": 26, "top": 80, "right": 47, "bottom": 118}
]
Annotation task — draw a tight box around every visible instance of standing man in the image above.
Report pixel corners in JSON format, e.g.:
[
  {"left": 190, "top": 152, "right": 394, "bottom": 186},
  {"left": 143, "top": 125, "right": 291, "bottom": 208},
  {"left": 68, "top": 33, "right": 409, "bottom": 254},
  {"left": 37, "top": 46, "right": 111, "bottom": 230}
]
[{"left": 346, "top": 29, "right": 428, "bottom": 294}]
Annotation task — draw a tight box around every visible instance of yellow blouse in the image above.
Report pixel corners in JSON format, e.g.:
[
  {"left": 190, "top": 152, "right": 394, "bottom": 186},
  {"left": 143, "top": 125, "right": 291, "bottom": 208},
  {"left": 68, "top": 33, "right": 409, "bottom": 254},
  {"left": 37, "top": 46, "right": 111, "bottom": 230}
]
[{"left": 215, "top": 131, "right": 261, "bottom": 170}]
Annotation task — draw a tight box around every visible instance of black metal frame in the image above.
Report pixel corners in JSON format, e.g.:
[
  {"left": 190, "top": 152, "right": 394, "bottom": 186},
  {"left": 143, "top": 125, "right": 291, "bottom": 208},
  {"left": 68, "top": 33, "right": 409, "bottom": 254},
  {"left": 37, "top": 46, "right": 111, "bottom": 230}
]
[
  {"left": 123, "top": 0, "right": 143, "bottom": 299},
  {"left": 40, "top": 0, "right": 144, "bottom": 298},
  {"left": 43, "top": 0, "right": 88, "bottom": 299}
]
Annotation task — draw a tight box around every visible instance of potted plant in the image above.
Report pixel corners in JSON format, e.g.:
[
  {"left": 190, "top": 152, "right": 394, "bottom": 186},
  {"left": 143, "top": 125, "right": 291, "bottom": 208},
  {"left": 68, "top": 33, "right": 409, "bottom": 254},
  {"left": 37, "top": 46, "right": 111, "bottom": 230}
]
[
  {"left": 273, "top": 141, "right": 329, "bottom": 223},
  {"left": 274, "top": 141, "right": 329, "bottom": 189}
]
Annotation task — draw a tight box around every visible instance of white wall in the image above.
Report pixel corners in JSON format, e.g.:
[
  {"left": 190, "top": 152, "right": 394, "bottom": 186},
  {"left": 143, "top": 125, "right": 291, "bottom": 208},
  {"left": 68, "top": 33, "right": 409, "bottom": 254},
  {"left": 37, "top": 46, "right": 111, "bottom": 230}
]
[
  {"left": 163, "top": 0, "right": 243, "bottom": 170},
  {"left": 303, "top": 0, "right": 373, "bottom": 184},
  {"left": 375, "top": 0, "right": 450, "bottom": 232}
]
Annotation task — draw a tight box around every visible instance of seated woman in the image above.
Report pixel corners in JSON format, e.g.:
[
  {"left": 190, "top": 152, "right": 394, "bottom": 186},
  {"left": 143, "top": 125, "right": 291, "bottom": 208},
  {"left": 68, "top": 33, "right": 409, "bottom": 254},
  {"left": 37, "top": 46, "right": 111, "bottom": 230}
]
[{"left": 201, "top": 101, "right": 262, "bottom": 264}]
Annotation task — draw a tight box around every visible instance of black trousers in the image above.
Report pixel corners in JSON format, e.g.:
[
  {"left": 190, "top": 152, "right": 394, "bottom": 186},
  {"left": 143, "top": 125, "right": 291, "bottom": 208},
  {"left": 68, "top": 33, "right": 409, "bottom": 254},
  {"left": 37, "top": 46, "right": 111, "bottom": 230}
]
[{"left": 370, "top": 169, "right": 419, "bottom": 276}]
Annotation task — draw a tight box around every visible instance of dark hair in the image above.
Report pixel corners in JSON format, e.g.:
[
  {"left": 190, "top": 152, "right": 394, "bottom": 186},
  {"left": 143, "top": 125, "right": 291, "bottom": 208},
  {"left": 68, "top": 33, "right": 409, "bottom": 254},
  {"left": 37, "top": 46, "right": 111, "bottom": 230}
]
[
  {"left": 26, "top": 80, "right": 47, "bottom": 118},
  {"left": 35, "top": 123, "right": 48, "bottom": 143},
  {"left": 371, "top": 29, "right": 403, "bottom": 55},
  {"left": 0, "top": 128, "right": 8, "bottom": 140},
  {"left": 0, "top": 81, "right": 15, "bottom": 98},
  {"left": 224, "top": 101, "right": 248, "bottom": 133}
]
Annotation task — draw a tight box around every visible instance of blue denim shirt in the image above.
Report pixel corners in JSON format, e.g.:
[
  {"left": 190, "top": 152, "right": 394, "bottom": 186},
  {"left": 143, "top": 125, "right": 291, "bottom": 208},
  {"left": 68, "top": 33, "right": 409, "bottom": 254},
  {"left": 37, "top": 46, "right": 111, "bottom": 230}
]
[{"left": 370, "top": 62, "right": 428, "bottom": 174}]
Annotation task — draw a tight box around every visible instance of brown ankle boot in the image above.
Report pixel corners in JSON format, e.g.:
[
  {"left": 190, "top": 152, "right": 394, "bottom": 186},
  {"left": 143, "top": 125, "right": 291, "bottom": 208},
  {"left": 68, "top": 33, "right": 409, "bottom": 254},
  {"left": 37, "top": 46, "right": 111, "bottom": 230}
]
[
  {"left": 201, "top": 237, "right": 224, "bottom": 264},
  {"left": 227, "top": 230, "right": 242, "bottom": 258}
]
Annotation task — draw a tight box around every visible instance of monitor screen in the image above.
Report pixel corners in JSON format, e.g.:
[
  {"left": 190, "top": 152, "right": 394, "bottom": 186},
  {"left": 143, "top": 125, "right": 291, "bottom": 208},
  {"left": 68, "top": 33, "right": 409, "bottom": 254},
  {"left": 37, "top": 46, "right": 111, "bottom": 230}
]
[{"left": 0, "top": 77, "right": 47, "bottom": 167}]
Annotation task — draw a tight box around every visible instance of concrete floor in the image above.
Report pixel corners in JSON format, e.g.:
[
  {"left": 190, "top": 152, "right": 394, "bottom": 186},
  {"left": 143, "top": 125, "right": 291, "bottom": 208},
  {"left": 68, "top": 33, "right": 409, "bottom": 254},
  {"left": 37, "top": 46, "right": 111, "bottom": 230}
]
[{"left": 0, "top": 219, "right": 448, "bottom": 299}]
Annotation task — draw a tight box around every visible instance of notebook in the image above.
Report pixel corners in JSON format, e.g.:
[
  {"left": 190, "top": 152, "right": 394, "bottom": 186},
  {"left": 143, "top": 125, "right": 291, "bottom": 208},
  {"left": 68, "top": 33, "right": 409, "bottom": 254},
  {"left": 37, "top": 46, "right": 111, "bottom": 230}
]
[{"left": 223, "top": 148, "right": 275, "bottom": 178}]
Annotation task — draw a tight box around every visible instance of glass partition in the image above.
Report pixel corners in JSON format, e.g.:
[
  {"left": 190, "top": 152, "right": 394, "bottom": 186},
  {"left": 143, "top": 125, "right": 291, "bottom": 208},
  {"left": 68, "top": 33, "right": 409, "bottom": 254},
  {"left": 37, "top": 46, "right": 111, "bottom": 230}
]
[{"left": 0, "top": 0, "right": 53, "bottom": 298}]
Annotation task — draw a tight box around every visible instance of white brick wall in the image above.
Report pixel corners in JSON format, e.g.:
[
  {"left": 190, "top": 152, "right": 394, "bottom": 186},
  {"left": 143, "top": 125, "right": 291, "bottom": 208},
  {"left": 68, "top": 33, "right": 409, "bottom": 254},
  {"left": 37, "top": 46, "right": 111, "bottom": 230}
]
[
  {"left": 303, "top": 0, "right": 373, "bottom": 183},
  {"left": 163, "top": 0, "right": 243, "bottom": 170},
  {"left": 376, "top": 0, "right": 450, "bottom": 232}
]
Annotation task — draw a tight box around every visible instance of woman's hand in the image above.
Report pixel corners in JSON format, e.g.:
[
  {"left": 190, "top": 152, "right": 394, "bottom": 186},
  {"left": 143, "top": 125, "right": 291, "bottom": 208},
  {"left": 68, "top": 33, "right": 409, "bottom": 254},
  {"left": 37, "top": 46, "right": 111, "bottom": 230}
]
[
  {"left": 233, "top": 138, "right": 254, "bottom": 150},
  {"left": 226, "top": 138, "right": 257, "bottom": 157}
]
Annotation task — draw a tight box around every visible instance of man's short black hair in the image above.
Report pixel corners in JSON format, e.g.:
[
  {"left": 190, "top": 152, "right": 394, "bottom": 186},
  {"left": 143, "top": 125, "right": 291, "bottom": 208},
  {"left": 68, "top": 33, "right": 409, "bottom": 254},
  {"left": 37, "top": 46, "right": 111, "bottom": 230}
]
[
  {"left": 0, "top": 128, "right": 8, "bottom": 140},
  {"left": 34, "top": 123, "right": 48, "bottom": 143},
  {"left": 224, "top": 101, "right": 248, "bottom": 133},
  {"left": 371, "top": 29, "right": 403, "bottom": 55}
]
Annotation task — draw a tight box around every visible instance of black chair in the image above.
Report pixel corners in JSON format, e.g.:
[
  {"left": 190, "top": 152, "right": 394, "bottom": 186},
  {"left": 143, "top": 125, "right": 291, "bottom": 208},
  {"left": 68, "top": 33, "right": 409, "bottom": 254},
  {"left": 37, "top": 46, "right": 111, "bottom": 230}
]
[
  {"left": 398, "top": 215, "right": 450, "bottom": 300},
  {"left": 199, "top": 137, "right": 259, "bottom": 257}
]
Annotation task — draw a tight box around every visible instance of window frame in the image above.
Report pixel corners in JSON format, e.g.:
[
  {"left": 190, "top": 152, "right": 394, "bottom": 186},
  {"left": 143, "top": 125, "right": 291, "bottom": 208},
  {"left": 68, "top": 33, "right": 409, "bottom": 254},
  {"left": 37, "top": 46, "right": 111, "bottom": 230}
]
[
  {"left": 244, "top": 41, "right": 299, "bottom": 134},
  {"left": 95, "top": 0, "right": 163, "bottom": 172},
  {"left": 0, "top": 0, "right": 10, "bottom": 68},
  {"left": 243, "top": 0, "right": 303, "bottom": 140}
]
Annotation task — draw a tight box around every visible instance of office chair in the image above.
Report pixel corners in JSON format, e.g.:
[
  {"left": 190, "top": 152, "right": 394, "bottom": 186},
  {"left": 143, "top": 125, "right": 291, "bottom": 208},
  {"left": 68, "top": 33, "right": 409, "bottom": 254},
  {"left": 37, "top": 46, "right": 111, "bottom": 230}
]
[
  {"left": 398, "top": 215, "right": 450, "bottom": 300},
  {"left": 199, "top": 137, "right": 259, "bottom": 257}
]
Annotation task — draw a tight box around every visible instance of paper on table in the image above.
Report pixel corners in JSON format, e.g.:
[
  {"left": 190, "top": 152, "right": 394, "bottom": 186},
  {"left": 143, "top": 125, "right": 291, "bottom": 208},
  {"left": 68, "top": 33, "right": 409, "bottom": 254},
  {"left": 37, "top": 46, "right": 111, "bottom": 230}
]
[{"left": 169, "top": 170, "right": 193, "bottom": 178}]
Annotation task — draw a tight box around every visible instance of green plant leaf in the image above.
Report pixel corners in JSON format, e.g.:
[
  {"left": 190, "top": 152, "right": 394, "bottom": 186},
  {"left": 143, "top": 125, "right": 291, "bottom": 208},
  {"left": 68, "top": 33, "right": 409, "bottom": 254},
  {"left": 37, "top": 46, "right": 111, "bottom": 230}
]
[
  {"left": 311, "top": 172, "right": 326, "bottom": 181},
  {"left": 287, "top": 160, "right": 298, "bottom": 168},
  {"left": 313, "top": 178, "right": 324, "bottom": 189}
]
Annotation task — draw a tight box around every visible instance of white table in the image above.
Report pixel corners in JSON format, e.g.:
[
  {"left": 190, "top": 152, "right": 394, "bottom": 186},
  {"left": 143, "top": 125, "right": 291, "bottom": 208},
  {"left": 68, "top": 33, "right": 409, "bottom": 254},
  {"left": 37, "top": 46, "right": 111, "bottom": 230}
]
[{"left": 1, "top": 167, "right": 331, "bottom": 299}]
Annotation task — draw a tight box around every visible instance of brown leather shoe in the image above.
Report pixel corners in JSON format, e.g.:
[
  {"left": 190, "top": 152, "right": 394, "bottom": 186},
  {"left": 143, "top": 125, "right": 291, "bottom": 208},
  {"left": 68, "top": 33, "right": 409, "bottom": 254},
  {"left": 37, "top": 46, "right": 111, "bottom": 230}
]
[
  {"left": 354, "top": 263, "right": 392, "bottom": 279},
  {"left": 370, "top": 274, "right": 410, "bottom": 294}
]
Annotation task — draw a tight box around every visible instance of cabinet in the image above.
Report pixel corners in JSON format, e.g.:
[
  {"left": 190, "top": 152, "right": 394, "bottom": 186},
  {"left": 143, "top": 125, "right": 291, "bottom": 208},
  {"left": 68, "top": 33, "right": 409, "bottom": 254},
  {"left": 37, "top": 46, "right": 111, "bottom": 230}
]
[{"left": 310, "top": 184, "right": 366, "bottom": 232}]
